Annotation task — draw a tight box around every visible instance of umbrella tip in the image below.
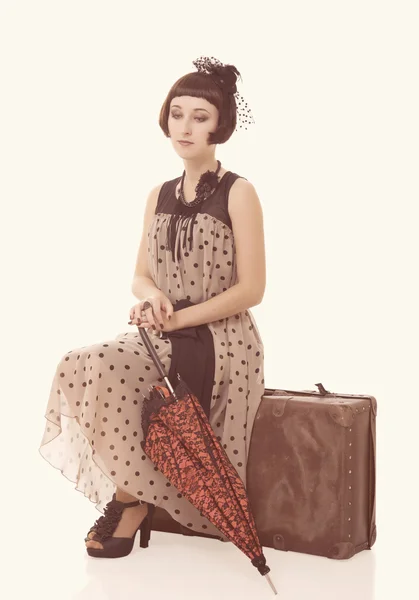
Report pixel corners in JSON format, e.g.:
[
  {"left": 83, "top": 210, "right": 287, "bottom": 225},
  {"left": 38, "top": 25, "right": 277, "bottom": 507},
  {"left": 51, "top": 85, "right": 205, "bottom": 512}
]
[{"left": 265, "top": 573, "right": 278, "bottom": 595}]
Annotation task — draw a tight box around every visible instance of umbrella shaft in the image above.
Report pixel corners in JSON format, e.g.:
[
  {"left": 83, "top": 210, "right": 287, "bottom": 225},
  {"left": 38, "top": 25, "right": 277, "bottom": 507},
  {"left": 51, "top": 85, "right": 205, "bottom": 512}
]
[{"left": 163, "top": 375, "right": 176, "bottom": 398}]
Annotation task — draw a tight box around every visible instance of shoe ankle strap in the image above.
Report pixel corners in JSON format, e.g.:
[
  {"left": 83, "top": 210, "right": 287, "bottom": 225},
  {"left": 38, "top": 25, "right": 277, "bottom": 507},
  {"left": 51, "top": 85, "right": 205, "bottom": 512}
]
[
  {"left": 111, "top": 493, "right": 141, "bottom": 508},
  {"left": 122, "top": 499, "right": 141, "bottom": 507}
]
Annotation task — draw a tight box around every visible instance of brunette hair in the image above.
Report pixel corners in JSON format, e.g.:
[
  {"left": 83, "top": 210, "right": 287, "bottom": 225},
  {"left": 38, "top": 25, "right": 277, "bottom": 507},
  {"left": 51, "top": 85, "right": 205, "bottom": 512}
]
[{"left": 159, "top": 67, "right": 240, "bottom": 145}]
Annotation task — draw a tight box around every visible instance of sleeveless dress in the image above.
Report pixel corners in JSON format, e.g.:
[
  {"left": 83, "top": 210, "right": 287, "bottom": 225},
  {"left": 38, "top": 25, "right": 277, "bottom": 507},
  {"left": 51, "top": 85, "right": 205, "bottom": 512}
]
[{"left": 38, "top": 170, "right": 265, "bottom": 540}]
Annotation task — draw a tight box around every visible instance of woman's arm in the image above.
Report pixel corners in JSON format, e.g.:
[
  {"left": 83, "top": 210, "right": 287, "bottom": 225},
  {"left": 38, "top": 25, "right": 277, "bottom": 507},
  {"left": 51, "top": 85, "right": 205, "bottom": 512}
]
[
  {"left": 131, "top": 183, "right": 164, "bottom": 300},
  {"left": 174, "top": 282, "right": 260, "bottom": 329}
]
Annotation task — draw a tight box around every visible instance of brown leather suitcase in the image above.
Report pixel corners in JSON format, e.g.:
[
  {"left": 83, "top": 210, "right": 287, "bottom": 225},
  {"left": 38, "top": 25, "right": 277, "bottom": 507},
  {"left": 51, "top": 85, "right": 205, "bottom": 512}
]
[{"left": 151, "top": 382, "right": 377, "bottom": 560}]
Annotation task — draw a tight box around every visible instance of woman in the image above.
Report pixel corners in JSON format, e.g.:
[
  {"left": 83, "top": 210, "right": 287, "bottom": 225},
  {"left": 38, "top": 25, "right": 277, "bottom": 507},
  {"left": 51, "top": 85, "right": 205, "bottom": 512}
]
[{"left": 39, "top": 56, "right": 266, "bottom": 558}]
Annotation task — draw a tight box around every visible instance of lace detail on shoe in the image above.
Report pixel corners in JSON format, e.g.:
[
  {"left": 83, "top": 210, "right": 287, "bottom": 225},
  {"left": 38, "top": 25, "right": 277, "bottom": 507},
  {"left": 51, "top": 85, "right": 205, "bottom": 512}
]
[{"left": 87, "top": 494, "right": 137, "bottom": 544}]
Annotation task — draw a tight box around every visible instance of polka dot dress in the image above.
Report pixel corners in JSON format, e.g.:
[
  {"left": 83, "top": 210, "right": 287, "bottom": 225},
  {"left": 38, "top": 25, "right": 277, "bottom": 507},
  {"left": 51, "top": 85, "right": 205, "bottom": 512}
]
[{"left": 38, "top": 171, "right": 265, "bottom": 540}]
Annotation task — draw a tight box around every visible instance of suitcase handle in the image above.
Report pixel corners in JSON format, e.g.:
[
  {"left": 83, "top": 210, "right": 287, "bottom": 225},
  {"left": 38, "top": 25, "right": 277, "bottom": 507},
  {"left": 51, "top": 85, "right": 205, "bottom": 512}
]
[
  {"left": 265, "top": 383, "right": 376, "bottom": 403},
  {"left": 264, "top": 382, "right": 330, "bottom": 397}
]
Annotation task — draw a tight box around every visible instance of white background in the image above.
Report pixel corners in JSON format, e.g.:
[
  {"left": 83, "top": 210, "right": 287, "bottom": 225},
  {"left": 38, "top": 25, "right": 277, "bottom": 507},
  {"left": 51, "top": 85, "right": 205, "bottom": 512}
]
[{"left": 1, "top": 1, "right": 418, "bottom": 598}]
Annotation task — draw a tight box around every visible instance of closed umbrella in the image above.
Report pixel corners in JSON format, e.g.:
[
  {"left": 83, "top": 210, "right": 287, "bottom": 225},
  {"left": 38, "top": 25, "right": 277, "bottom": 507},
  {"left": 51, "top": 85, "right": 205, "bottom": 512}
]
[{"left": 138, "top": 324, "right": 278, "bottom": 595}]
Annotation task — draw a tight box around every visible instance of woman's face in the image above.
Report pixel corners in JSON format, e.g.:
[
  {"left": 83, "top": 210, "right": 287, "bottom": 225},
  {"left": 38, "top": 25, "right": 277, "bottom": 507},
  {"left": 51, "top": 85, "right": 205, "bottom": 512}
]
[{"left": 168, "top": 96, "right": 219, "bottom": 155}]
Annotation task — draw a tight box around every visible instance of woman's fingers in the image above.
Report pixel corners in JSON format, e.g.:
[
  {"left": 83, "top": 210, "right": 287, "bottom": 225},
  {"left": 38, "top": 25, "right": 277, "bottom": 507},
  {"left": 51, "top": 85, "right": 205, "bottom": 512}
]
[
  {"left": 133, "top": 305, "right": 142, "bottom": 323},
  {"left": 127, "top": 300, "right": 168, "bottom": 330},
  {"left": 130, "top": 303, "right": 142, "bottom": 322},
  {"left": 151, "top": 299, "right": 165, "bottom": 330},
  {"left": 141, "top": 299, "right": 162, "bottom": 331},
  {"left": 140, "top": 299, "right": 163, "bottom": 331},
  {"left": 140, "top": 305, "right": 155, "bottom": 330}
]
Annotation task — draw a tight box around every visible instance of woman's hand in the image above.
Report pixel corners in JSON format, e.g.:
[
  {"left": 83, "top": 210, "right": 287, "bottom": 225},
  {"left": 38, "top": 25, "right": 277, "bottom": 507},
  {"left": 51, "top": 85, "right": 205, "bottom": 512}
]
[
  {"left": 137, "top": 310, "right": 177, "bottom": 334},
  {"left": 128, "top": 292, "right": 174, "bottom": 333}
]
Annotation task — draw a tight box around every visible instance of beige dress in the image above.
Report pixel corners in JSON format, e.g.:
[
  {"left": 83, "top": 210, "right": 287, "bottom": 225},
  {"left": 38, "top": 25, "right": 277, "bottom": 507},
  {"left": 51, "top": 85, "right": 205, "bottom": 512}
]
[{"left": 39, "top": 170, "right": 265, "bottom": 539}]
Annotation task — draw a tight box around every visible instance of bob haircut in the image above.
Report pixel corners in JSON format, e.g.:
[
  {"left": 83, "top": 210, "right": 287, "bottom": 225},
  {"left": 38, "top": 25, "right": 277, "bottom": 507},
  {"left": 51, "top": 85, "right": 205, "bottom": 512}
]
[{"left": 159, "top": 71, "right": 237, "bottom": 145}]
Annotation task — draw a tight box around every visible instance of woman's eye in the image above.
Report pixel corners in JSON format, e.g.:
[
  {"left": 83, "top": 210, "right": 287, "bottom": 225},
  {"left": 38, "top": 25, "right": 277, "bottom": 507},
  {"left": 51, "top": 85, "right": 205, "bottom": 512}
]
[{"left": 171, "top": 114, "right": 206, "bottom": 122}]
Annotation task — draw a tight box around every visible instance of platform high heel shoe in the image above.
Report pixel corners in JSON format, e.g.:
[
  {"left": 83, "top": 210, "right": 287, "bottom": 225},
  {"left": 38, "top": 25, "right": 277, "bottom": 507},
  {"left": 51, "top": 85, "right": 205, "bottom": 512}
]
[{"left": 85, "top": 493, "right": 156, "bottom": 558}]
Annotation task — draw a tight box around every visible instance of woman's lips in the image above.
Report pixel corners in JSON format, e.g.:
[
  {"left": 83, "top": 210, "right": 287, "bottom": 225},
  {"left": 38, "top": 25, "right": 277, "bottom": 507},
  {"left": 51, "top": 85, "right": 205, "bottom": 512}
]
[{"left": 178, "top": 141, "right": 193, "bottom": 146}]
